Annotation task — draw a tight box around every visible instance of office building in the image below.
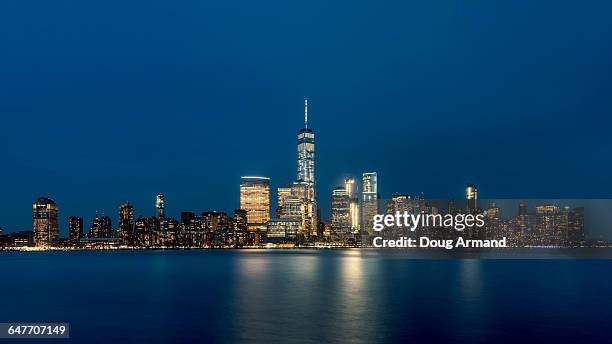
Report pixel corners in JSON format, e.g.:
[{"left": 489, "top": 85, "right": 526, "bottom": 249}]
[
  {"left": 331, "top": 187, "right": 351, "bottom": 237},
  {"left": 466, "top": 184, "right": 478, "bottom": 212},
  {"left": 295, "top": 99, "right": 318, "bottom": 236},
  {"left": 119, "top": 202, "right": 134, "bottom": 245},
  {"left": 68, "top": 216, "right": 84, "bottom": 246},
  {"left": 240, "top": 176, "right": 270, "bottom": 230},
  {"left": 156, "top": 193, "right": 165, "bottom": 218},
  {"left": 32, "top": 197, "right": 59, "bottom": 247},
  {"left": 361, "top": 172, "right": 378, "bottom": 235},
  {"left": 345, "top": 177, "right": 360, "bottom": 231}
]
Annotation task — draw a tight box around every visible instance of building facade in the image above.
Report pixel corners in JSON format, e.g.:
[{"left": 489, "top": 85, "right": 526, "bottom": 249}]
[
  {"left": 361, "top": 172, "right": 378, "bottom": 236},
  {"left": 240, "top": 176, "right": 270, "bottom": 230},
  {"left": 119, "top": 202, "right": 134, "bottom": 245},
  {"left": 68, "top": 216, "right": 83, "bottom": 246},
  {"left": 295, "top": 99, "right": 317, "bottom": 236},
  {"left": 33, "top": 197, "right": 59, "bottom": 247}
]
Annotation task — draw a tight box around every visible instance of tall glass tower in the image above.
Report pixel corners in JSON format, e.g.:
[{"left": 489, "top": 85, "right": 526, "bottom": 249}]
[
  {"left": 296, "top": 98, "right": 317, "bottom": 236},
  {"left": 156, "top": 193, "right": 165, "bottom": 218},
  {"left": 297, "top": 98, "right": 315, "bottom": 184},
  {"left": 32, "top": 197, "right": 59, "bottom": 247},
  {"left": 361, "top": 172, "right": 379, "bottom": 236}
]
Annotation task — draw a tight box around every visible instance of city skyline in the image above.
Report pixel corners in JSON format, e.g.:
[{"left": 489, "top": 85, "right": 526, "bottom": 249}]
[{"left": 2, "top": 2, "right": 612, "bottom": 233}]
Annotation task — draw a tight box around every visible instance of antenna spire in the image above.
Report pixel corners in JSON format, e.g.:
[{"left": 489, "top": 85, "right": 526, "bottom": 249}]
[{"left": 304, "top": 97, "right": 308, "bottom": 129}]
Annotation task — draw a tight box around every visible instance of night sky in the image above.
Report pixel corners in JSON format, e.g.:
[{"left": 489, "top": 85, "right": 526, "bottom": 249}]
[{"left": 1, "top": 1, "right": 612, "bottom": 235}]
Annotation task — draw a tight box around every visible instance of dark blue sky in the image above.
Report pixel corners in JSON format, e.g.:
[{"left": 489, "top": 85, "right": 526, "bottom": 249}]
[{"left": 1, "top": 1, "right": 612, "bottom": 234}]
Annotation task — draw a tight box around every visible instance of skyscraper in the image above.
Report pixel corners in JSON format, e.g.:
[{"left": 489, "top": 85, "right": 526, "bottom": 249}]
[
  {"left": 361, "top": 172, "right": 379, "bottom": 236},
  {"left": 296, "top": 98, "right": 317, "bottom": 236},
  {"left": 331, "top": 187, "right": 350, "bottom": 238},
  {"left": 32, "top": 197, "right": 59, "bottom": 247},
  {"left": 68, "top": 216, "right": 83, "bottom": 246},
  {"left": 276, "top": 185, "right": 293, "bottom": 217},
  {"left": 89, "top": 215, "right": 112, "bottom": 238},
  {"left": 466, "top": 184, "right": 478, "bottom": 212},
  {"left": 345, "top": 177, "right": 360, "bottom": 232},
  {"left": 240, "top": 176, "right": 270, "bottom": 230},
  {"left": 119, "top": 202, "right": 135, "bottom": 245},
  {"left": 156, "top": 193, "right": 165, "bottom": 218}
]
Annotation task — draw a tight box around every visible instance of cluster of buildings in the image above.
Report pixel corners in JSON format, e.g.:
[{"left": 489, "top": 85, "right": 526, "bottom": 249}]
[
  {"left": 0, "top": 100, "right": 380, "bottom": 249},
  {"left": 0, "top": 101, "right": 595, "bottom": 249},
  {"left": 376, "top": 189, "right": 587, "bottom": 247}
]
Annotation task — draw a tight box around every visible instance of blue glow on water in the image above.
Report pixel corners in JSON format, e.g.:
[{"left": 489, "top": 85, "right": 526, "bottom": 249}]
[{"left": 1, "top": 250, "right": 611, "bottom": 343}]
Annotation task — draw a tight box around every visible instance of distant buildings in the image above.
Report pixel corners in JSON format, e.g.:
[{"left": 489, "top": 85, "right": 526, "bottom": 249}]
[
  {"left": 2, "top": 102, "right": 598, "bottom": 250},
  {"left": 331, "top": 187, "right": 351, "bottom": 238},
  {"left": 89, "top": 215, "right": 112, "bottom": 238},
  {"left": 386, "top": 194, "right": 413, "bottom": 215},
  {"left": 68, "top": 216, "right": 83, "bottom": 246},
  {"left": 295, "top": 99, "right": 318, "bottom": 236},
  {"left": 156, "top": 193, "right": 165, "bottom": 218},
  {"left": 345, "top": 177, "right": 360, "bottom": 232},
  {"left": 32, "top": 197, "right": 59, "bottom": 247},
  {"left": 119, "top": 202, "right": 134, "bottom": 245},
  {"left": 361, "top": 172, "right": 378, "bottom": 236},
  {"left": 267, "top": 218, "right": 300, "bottom": 244},
  {"left": 466, "top": 184, "right": 478, "bottom": 213},
  {"left": 240, "top": 176, "right": 270, "bottom": 230},
  {"left": 10, "top": 231, "right": 34, "bottom": 247}
]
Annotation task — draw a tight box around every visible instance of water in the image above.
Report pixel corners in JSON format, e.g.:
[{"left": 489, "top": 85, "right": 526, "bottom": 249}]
[{"left": 1, "top": 249, "right": 611, "bottom": 343}]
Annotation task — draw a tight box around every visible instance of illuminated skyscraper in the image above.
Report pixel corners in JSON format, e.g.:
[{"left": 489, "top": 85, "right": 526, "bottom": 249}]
[
  {"left": 276, "top": 185, "right": 293, "bottom": 217},
  {"left": 361, "top": 172, "right": 378, "bottom": 236},
  {"left": 156, "top": 193, "right": 165, "bottom": 218},
  {"left": 345, "top": 177, "right": 360, "bottom": 231},
  {"left": 68, "top": 216, "right": 83, "bottom": 246},
  {"left": 297, "top": 99, "right": 315, "bottom": 184},
  {"left": 32, "top": 197, "right": 59, "bottom": 247},
  {"left": 89, "top": 215, "right": 112, "bottom": 238},
  {"left": 296, "top": 98, "right": 317, "bottom": 236},
  {"left": 466, "top": 184, "right": 478, "bottom": 212},
  {"left": 119, "top": 202, "right": 135, "bottom": 245},
  {"left": 240, "top": 176, "right": 270, "bottom": 230},
  {"left": 331, "top": 187, "right": 350, "bottom": 237}
]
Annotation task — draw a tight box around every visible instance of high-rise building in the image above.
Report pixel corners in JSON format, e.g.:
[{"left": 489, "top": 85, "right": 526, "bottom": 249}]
[
  {"left": 158, "top": 217, "right": 179, "bottom": 246},
  {"left": 135, "top": 216, "right": 147, "bottom": 246},
  {"left": 276, "top": 185, "right": 293, "bottom": 217},
  {"left": 240, "top": 176, "right": 270, "bottom": 230},
  {"left": 89, "top": 215, "right": 112, "bottom": 238},
  {"left": 119, "top": 202, "right": 135, "bottom": 245},
  {"left": 295, "top": 99, "right": 318, "bottom": 236},
  {"left": 156, "top": 193, "right": 165, "bottom": 218},
  {"left": 331, "top": 187, "right": 351, "bottom": 237},
  {"left": 466, "top": 184, "right": 478, "bottom": 212},
  {"left": 68, "top": 216, "right": 83, "bottom": 246},
  {"left": 345, "top": 177, "right": 360, "bottom": 231},
  {"left": 361, "top": 172, "right": 379, "bottom": 236},
  {"left": 32, "top": 197, "right": 59, "bottom": 247}
]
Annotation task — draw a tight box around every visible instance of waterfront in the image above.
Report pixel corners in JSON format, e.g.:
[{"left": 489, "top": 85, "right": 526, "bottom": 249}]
[{"left": 1, "top": 249, "right": 611, "bottom": 343}]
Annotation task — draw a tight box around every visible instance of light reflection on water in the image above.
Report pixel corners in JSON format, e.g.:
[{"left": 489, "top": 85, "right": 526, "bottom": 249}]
[{"left": 0, "top": 249, "right": 611, "bottom": 343}]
